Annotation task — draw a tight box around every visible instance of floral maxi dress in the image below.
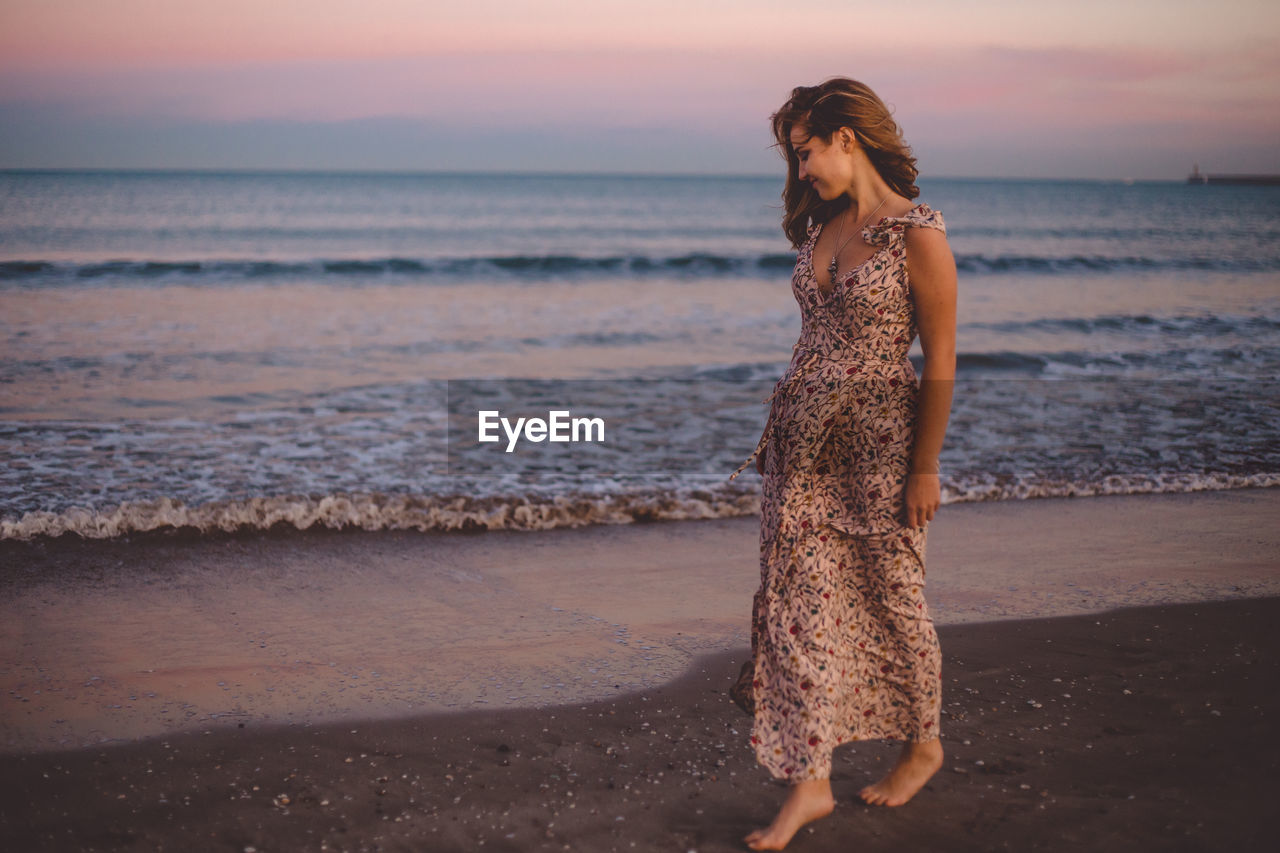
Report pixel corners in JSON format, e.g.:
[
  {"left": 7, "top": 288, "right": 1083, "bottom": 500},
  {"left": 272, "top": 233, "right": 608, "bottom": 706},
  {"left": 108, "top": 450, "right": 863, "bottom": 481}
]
[{"left": 729, "top": 202, "right": 946, "bottom": 781}]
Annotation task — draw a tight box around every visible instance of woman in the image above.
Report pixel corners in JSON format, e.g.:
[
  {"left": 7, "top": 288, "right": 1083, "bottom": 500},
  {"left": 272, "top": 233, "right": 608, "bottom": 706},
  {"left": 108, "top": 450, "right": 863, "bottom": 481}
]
[{"left": 728, "top": 78, "right": 957, "bottom": 850}]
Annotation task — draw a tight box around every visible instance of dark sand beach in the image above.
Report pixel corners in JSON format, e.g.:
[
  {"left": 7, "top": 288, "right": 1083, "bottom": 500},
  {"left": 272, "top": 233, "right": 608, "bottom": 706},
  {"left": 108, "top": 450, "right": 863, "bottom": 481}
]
[{"left": 2, "top": 488, "right": 1278, "bottom": 851}]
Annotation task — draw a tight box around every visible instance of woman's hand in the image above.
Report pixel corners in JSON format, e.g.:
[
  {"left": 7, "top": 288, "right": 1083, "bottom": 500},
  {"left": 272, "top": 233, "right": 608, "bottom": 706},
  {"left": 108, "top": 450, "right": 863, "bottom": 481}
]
[
  {"left": 755, "top": 443, "right": 768, "bottom": 476},
  {"left": 904, "top": 473, "right": 941, "bottom": 528}
]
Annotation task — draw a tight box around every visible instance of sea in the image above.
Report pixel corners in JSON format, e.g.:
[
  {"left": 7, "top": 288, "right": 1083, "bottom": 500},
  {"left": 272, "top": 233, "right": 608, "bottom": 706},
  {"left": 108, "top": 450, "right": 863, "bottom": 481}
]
[{"left": 2, "top": 170, "right": 1278, "bottom": 540}]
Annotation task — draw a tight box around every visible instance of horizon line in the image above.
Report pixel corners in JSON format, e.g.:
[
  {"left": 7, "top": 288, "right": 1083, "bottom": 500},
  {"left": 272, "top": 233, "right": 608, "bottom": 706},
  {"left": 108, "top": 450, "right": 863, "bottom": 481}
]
[{"left": 0, "top": 166, "right": 1212, "bottom": 184}]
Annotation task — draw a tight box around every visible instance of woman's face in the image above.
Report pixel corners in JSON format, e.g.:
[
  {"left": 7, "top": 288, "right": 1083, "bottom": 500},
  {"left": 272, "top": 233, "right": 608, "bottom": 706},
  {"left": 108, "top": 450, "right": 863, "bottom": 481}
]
[{"left": 790, "top": 125, "right": 852, "bottom": 201}]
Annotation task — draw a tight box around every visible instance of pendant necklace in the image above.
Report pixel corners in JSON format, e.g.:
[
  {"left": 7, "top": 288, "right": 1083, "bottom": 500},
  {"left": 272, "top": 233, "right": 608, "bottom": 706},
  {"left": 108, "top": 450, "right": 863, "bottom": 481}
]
[{"left": 826, "top": 193, "right": 891, "bottom": 285}]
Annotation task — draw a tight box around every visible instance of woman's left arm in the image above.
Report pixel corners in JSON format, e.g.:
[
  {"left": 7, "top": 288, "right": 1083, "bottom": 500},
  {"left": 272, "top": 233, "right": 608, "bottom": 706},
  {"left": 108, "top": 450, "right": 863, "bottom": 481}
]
[{"left": 903, "top": 226, "right": 958, "bottom": 528}]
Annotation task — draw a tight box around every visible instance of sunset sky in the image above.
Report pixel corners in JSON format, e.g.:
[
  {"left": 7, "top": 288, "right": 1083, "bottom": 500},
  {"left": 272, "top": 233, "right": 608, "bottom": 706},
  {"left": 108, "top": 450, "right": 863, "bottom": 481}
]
[{"left": 1, "top": 0, "right": 1277, "bottom": 178}]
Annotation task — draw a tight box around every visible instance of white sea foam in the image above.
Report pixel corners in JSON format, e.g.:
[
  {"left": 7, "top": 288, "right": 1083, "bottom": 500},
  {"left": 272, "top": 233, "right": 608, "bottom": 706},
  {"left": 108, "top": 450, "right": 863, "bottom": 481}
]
[{"left": 4, "top": 474, "right": 1277, "bottom": 542}]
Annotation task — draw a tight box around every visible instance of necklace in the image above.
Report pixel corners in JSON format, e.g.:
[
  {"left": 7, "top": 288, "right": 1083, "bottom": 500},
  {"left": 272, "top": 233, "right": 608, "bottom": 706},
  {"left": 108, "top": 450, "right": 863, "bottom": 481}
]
[{"left": 826, "top": 193, "right": 891, "bottom": 285}]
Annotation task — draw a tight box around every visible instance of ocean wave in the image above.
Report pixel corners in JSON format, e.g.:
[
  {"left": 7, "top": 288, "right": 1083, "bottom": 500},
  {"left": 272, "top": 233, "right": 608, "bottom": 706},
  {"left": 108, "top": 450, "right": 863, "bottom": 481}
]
[
  {"left": 952, "top": 253, "right": 1280, "bottom": 274},
  {"left": 952, "top": 344, "right": 1280, "bottom": 377},
  {"left": 4, "top": 475, "right": 1277, "bottom": 542},
  {"left": 967, "top": 311, "right": 1280, "bottom": 338},
  {"left": 0, "top": 488, "right": 759, "bottom": 541},
  {"left": 0, "top": 254, "right": 798, "bottom": 286},
  {"left": 2, "top": 340, "right": 1270, "bottom": 387},
  {"left": 5, "top": 248, "right": 1278, "bottom": 287}
]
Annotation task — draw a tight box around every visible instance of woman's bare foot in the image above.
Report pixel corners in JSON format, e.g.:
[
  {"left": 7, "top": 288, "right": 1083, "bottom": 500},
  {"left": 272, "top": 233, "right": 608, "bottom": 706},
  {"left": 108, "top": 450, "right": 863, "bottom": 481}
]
[
  {"left": 859, "top": 738, "right": 943, "bottom": 807},
  {"left": 744, "top": 779, "right": 835, "bottom": 850}
]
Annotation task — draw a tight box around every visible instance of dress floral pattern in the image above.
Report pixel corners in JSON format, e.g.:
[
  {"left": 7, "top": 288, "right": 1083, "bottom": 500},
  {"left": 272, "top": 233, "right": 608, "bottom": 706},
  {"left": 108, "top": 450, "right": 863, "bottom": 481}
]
[{"left": 729, "top": 202, "right": 946, "bottom": 781}]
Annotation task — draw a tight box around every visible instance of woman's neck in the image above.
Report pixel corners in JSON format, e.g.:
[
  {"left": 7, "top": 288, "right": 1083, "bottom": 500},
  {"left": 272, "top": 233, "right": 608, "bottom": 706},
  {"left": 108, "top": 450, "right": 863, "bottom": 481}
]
[{"left": 840, "top": 161, "right": 898, "bottom": 217}]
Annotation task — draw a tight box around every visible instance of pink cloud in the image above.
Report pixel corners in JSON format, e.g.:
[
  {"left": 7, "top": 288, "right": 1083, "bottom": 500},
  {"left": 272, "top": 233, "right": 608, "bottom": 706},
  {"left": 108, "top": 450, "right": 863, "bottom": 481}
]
[
  {"left": 1, "top": 39, "right": 1276, "bottom": 149},
  {"left": 883, "top": 42, "right": 1280, "bottom": 134}
]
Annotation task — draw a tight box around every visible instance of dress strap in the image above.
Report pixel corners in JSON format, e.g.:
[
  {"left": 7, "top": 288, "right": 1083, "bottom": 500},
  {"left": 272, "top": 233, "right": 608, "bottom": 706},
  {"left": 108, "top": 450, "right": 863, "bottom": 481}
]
[{"left": 862, "top": 203, "right": 946, "bottom": 247}]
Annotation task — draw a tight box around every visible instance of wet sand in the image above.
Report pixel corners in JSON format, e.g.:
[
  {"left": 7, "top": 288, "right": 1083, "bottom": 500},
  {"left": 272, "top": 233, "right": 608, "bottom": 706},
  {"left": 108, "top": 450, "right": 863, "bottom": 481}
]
[
  {"left": 1, "top": 488, "right": 1278, "bottom": 850},
  {"left": 2, "top": 488, "right": 1276, "bottom": 753},
  {"left": 2, "top": 596, "right": 1276, "bottom": 851}
]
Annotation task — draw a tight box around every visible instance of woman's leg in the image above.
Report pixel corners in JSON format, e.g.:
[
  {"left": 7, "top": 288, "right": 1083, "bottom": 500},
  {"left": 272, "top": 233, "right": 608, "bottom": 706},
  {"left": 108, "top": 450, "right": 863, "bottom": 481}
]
[
  {"left": 857, "top": 527, "right": 945, "bottom": 805},
  {"left": 745, "top": 778, "right": 836, "bottom": 851},
  {"left": 746, "top": 525, "right": 842, "bottom": 847},
  {"left": 859, "top": 736, "right": 944, "bottom": 806}
]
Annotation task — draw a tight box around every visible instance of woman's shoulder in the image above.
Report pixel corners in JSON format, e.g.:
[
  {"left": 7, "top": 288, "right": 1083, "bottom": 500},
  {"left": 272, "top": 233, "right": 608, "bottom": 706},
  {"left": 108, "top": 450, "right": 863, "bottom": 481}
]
[{"left": 863, "top": 201, "right": 946, "bottom": 245}]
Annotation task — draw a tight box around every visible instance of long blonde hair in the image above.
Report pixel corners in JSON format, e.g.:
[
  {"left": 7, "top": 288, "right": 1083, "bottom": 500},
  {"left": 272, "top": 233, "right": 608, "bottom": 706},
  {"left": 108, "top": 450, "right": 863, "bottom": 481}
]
[{"left": 771, "top": 78, "right": 920, "bottom": 249}]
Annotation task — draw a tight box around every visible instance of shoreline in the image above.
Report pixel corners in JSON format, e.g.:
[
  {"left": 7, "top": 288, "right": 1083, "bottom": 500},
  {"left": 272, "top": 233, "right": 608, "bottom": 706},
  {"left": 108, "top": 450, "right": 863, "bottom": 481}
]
[
  {"left": 1, "top": 487, "right": 1277, "bottom": 754},
  {"left": 6, "top": 476, "right": 1280, "bottom": 542},
  {"left": 2, "top": 596, "right": 1276, "bottom": 851}
]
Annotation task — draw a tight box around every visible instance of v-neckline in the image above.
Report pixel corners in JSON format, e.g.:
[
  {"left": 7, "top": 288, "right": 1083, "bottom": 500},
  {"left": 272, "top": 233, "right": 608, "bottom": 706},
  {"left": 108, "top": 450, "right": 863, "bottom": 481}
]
[
  {"left": 810, "top": 243, "right": 887, "bottom": 301},
  {"left": 808, "top": 202, "right": 923, "bottom": 300}
]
